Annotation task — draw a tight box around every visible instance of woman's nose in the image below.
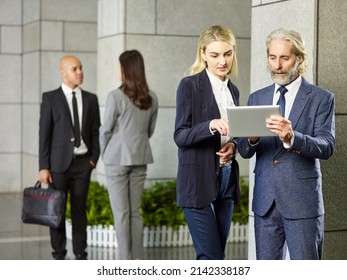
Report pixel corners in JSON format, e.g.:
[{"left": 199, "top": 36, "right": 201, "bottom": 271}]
[{"left": 220, "top": 57, "right": 227, "bottom": 65}]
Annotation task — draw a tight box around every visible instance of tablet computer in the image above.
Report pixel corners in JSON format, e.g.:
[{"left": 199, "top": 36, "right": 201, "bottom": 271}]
[{"left": 227, "top": 105, "right": 281, "bottom": 137}]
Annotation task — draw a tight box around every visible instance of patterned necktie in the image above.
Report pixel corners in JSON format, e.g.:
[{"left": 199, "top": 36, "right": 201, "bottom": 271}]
[
  {"left": 72, "top": 91, "right": 81, "bottom": 147},
  {"left": 277, "top": 86, "right": 288, "bottom": 117}
]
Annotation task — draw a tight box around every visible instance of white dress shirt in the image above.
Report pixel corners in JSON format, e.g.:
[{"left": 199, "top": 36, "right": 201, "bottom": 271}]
[
  {"left": 273, "top": 76, "right": 302, "bottom": 119},
  {"left": 62, "top": 83, "right": 88, "bottom": 155},
  {"left": 273, "top": 76, "right": 302, "bottom": 147},
  {"left": 206, "top": 69, "right": 235, "bottom": 147}
]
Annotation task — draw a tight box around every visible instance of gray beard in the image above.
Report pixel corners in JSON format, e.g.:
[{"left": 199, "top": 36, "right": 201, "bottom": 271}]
[{"left": 268, "top": 59, "right": 300, "bottom": 86}]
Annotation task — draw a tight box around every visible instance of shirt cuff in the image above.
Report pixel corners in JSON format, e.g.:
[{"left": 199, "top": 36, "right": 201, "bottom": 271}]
[
  {"left": 283, "top": 133, "right": 295, "bottom": 149},
  {"left": 248, "top": 138, "right": 260, "bottom": 146},
  {"left": 209, "top": 121, "right": 216, "bottom": 135}
]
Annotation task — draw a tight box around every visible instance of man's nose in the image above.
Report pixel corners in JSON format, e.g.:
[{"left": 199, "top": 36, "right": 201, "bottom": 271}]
[{"left": 274, "top": 59, "right": 282, "bottom": 69}]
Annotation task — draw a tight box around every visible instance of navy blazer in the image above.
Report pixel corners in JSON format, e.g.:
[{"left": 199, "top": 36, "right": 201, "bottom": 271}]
[
  {"left": 39, "top": 87, "right": 100, "bottom": 173},
  {"left": 174, "top": 70, "right": 241, "bottom": 208},
  {"left": 237, "top": 77, "right": 335, "bottom": 219}
]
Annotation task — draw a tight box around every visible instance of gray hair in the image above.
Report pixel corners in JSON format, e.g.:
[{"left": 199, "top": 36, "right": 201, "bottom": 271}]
[{"left": 266, "top": 28, "right": 308, "bottom": 75}]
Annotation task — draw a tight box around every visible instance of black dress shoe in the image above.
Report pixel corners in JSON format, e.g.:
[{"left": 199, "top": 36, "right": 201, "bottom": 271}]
[
  {"left": 75, "top": 252, "right": 88, "bottom": 260},
  {"left": 52, "top": 250, "right": 67, "bottom": 260}
]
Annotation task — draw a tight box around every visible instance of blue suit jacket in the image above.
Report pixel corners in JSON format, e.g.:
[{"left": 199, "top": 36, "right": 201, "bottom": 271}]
[
  {"left": 237, "top": 77, "right": 335, "bottom": 219},
  {"left": 174, "top": 70, "right": 241, "bottom": 208}
]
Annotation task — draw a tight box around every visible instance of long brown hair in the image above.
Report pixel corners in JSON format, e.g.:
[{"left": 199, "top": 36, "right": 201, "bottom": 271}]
[{"left": 119, "top": 50, "right": 152, "bottom": 110}]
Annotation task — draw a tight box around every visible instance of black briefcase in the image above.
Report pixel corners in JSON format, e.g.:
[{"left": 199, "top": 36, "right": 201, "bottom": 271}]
[{"left": 22, "top": 181, "right": 65, "bottom": 228}]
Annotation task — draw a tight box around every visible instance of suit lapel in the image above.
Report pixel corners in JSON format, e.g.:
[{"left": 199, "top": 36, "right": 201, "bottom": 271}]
[
  {"left": 227, "top": 81, "right": 239, "bottom": 106},
  {"left": 198, "top": 70, "right": 220, "bottom": 118},
  {"left": 288, "top": 78, "right": 311, "bottom": 129},
  {"left": 274, "top": 78, "right": 311, "bottom": 157},
  {"left": 81, "top": 90, "right": 88, "bottom": 134},
  {"left": 58, "top": 87, "right": 74, "bottom": 128},
  {"left": 262, "top": 84, "right": 276, "bottom": 105}
]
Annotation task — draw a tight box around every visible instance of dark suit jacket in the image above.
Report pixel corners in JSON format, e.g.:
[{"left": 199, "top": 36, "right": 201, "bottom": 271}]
[
  {"left": 237, "top": 77, "right": 335, "bottom": 219},
  {"left": 39, "top": 87, "right": 100, "bottom": 173},
  {"left": 174, "top": 70, "right": 241, "bottom": 208}
]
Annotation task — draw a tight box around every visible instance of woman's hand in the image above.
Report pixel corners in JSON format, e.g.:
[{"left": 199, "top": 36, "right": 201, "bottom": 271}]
[
  {"left": 217, "top": 142, "right": 235, "bottom": 163},
  {"left": 210, "top": 118, "right": 229, "bottom": 136}
]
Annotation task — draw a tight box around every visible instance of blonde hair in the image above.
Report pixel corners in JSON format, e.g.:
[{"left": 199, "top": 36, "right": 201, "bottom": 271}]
[
  {"left": 266, "top": 28, "right": 308, "bottom": 75},
  {"left": 186, "top": 25, "right": 238, "bottom": 79}
]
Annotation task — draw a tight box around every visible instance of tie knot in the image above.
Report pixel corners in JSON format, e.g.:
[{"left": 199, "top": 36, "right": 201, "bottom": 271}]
[
  {"left": 278, "top": 86, "right": 288, "bottom": 96},
  {"left": 72, "top": 91, "right": 76, "bottom": 97}
]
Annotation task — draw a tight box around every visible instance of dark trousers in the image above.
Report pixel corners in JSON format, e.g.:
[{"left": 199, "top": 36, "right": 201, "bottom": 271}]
[
  {"left": 183, "top": 165, "right": 235, "bottom": 260},
  {"left": 51, "top": 158, "right": 92, "bottom": 257}
]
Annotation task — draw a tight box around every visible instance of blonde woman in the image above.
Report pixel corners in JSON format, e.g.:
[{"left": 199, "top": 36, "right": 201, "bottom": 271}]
[{"left": 174, "top": 25, "right": 241, "bottom": 260}]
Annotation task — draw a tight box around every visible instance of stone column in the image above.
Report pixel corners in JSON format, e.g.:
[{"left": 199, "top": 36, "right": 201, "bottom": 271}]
[
  {"left": 0, "top": 0, "right": 22, "bottom": 192},
  {"left": 317, "top": 0, "right": 347, "bottom": 260}
]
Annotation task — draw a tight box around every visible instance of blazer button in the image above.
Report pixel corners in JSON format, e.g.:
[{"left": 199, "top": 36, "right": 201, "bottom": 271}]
[
  {"left": 273, "top": 160, "right": 279, "bottom": 165},
  {"left": 71, "top": 138, "right": 75, "bottom": 142}
]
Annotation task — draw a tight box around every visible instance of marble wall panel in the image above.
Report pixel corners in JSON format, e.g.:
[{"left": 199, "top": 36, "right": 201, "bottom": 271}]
[
  {"left": 0, "top": 154, "right": 21, "bottom": 192},
  {"left": 157, "top": 0, "right": 251, "bottom": 37},
  {"left": 0, "top": 55, "right": 21, "bottom": 103},
  {"left": 41, "top": 0, "right": 97, "bottom": 22},
  {"left": 0, "top": 105, "right": 21, "bottom": 153},
  {"left": 98, "top": 0, "right": 125, "bottom": 37},
  {"left": 23, "top": 21, "right": 40, "bottom": 53},
  {"left": 22, "top": 52, "right": 40, "bottom": 103},
  {"left": 97, "top": 35, "right": 125, "bottom": 105},
  {"left": 64, "top": 23, "right": 97, "bottom": 52},
  {"left": 1, "top": 26, "right": 21, "bottom": 54},
  {"left": 0, "top": 0, "right": 21, "bottom": 25},
  {"left": 23, "top": 0, "right": 40, "bottom": 24},
  {"left": 126, "top": 0, "right": 156, "bottom": 34},
  {"left": 41, "top": 21, "right": 63, "bottom": 51},
  {"left": 22, "top": 104, "right": 39, "bottom": 156}
]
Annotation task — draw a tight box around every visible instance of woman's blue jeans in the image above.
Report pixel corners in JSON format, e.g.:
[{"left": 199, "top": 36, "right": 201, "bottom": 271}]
[{"left": 183, "top": 165, "right": 235, "bottom": 260}]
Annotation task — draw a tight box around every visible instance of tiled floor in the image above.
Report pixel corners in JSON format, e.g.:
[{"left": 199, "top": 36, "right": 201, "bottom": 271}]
[{"left": 0, "top": 194, "right": 247, "bottom": 260}]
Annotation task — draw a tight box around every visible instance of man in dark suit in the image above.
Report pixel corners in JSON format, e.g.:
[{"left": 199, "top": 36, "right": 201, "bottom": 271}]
[
  {"left": 237, "top": 28, "right": 335, "bottom": 259},
  {"left": 39, "top": 55, "right": 100, "bottom": 260}
]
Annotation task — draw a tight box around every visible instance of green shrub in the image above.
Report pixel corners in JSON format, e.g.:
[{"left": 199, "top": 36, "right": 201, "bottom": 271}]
[
  {"left": 66, "top": 178, "right": 249, "bottom": 228},
  {"left": 141, "top": 177, "right": 249, "bottom": 229},
  {"left": 65, "top": 181, "right": 114, "bottom": 226},
  {"left": 140, "top": 180, "right": 186, "bottom": 231},
  {"left": 232, "top": 176, "right": 249, "bottom": 225}
]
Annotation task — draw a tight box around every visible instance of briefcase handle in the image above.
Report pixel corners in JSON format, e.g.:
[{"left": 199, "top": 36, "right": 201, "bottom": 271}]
[{"left": 34, "top": 180, "right": 56, "bottom": 190}]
